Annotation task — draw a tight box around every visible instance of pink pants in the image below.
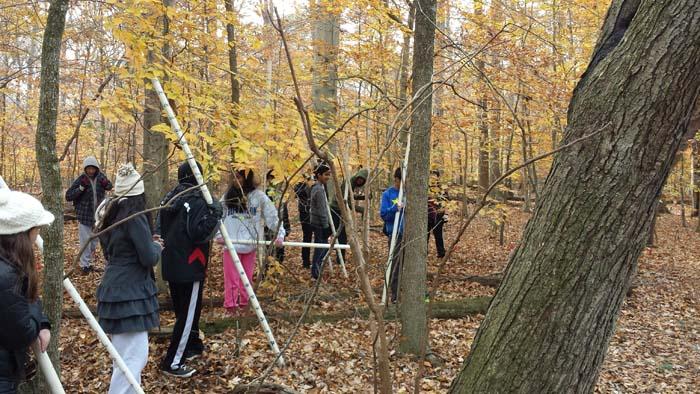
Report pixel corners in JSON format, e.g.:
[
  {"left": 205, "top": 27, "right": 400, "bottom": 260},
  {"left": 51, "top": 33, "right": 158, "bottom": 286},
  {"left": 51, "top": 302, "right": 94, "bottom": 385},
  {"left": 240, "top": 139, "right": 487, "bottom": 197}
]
[{"left": 223, "top": 250, "right": 256, "bottom": 313}]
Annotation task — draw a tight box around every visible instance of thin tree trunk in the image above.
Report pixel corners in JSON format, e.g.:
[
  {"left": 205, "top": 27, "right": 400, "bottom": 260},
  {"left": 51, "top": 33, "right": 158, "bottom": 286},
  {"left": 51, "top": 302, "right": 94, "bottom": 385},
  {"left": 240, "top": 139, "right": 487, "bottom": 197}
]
[
  {"left": 26, "top": 0, "right": 69, "bottom": 391},
  {"left": 400, "top": 0, "right": 436, "bottom": 356},
  {"left": 680, "top": 152, "right": 687, "bottom": 227},
  {"left": 224, "top": 0, "right": 240, "bottom": 162},
  {"left": 451, "top": 1, "right": 700, "bottom": 391},
  {"left": 0, "top": 92, "right": 5, "bottom": 177}
]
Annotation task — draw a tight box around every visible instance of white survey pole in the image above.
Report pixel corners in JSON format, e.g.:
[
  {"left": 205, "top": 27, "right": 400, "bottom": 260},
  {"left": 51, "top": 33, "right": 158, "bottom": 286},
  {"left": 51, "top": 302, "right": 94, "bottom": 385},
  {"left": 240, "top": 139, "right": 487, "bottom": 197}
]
[
  {"left": 323, "top": 193, "right": 348, "bottom": 277},
  {"left": 150, "top": 78, "right": 285, "bottom": 367},
  {"left": 2, "top": 176, "right": 108, "bottom": 393},
  {"left": 31, "top": 342, "right": 65, "bottom": 394},
  {"left": 63, "top": 278, "right": 145, "bottom": 393},
  {"left": 229, "top": 239, "right": 350, "bottom": 250},
  {"left": 382, "top": 133, "right": 410, "bottom": 304}
]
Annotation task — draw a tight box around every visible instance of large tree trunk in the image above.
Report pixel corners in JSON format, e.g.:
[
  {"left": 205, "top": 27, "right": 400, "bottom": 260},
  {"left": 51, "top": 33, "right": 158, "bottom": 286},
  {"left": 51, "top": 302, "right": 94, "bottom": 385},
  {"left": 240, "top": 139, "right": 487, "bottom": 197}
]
[
  {"left": 27, "top": 0, "right": 69, "bottom": 391},
  {"left": 450, "top": 1, "right": 700, "bottom": 392},
  {"left": 311, "top": 0, "right": 339, "bottom": 134},
  {"left": 143, "top": 0, "right": 173, "bottom": 292},
  {"left": 399, "top": 0, "right": 436, "bottom": 356}
]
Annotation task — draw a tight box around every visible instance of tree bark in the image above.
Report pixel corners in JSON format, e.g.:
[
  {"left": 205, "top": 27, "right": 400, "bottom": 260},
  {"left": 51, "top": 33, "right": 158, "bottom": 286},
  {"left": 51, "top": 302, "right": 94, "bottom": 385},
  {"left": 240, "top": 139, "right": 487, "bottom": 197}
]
[
  {"left": 397, "top": 3, "right": 416, "bottom": 148},
  {"left": 26, "top": 0, "right": 70, "bottom": 391},
  {"left": 143, "top": 0, "right": 173, "bottom": 292},
  {"left": 224, "top": 0, "right": 240, "bottom": 163},
  {"left": 451, "top": 1, "right": 700, "bottom": 392},
  {"left": 311, "top": 0, "right": 339, "bottom": 134},
  {"left": 399, "top": 0, "right": 436, "bottom": 356}
]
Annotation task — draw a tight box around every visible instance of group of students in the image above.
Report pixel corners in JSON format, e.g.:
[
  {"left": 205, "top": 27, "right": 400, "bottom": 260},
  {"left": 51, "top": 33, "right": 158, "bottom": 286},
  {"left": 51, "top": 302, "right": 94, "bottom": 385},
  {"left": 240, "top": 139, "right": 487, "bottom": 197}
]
[
  {"left": 295, "top": 162, "right": 446, "bottom": 302},
  {"left": 0, "top": 156, "right": 446, "bottom": 393}
]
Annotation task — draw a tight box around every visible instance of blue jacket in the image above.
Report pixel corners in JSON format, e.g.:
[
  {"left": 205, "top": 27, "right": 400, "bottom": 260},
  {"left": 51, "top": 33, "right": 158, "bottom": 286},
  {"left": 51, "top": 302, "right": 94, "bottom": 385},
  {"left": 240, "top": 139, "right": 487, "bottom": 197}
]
[{"left": 380, "top": 187, "right": 404, "bottom": 236}]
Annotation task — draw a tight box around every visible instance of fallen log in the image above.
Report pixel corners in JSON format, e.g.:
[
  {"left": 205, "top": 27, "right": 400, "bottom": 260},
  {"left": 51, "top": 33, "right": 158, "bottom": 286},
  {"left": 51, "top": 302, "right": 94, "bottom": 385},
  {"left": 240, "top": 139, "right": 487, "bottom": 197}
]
[
  {"left": 232, "top": 383, "right": 298, "bottom": 394},
  {"left": 149, "top": 296, "right": 492, "bottom": 337}
]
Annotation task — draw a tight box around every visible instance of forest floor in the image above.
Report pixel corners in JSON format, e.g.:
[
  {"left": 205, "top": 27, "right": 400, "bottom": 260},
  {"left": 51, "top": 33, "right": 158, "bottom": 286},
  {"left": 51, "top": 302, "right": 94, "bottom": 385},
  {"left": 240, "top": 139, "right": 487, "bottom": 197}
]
[{"left": 52, "top": 204, "right": 699, "bottom": 393}]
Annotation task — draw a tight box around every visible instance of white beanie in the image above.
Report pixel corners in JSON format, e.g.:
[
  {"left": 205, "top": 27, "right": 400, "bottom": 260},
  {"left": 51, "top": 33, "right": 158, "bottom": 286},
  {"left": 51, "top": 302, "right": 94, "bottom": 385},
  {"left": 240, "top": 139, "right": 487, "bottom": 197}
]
[
  {"left": 0, "top": 190, "right": 55, "bottom": 235},
  {"left": 114, "top": 163, "right": 145, "bottom": 197}
]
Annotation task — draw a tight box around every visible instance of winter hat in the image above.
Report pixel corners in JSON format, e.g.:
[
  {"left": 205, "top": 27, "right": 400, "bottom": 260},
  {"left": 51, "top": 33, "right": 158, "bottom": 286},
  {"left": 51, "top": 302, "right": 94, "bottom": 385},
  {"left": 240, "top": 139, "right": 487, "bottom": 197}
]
[
  {"left": 0, "top": 190, "right": 55, "bottom": 235},
  {"left": 114, "top": 163, "right": 145, "bottom": 197},
  {"left": 83, "top": 156, "right": 100, "bottom": 172}
]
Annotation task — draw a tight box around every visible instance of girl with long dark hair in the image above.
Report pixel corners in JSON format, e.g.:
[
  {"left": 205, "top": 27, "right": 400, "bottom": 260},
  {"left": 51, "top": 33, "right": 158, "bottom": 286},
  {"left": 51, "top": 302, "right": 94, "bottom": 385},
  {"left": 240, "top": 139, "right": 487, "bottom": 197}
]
[
  {"left": 0, "top": 189, "right": 54, "bottom": 393},
  {"left": 95, "top": 164, "right": 162, "bottom": 393},
  {"left": 217, "top": 169, "right": 284, "bottom": 315}
]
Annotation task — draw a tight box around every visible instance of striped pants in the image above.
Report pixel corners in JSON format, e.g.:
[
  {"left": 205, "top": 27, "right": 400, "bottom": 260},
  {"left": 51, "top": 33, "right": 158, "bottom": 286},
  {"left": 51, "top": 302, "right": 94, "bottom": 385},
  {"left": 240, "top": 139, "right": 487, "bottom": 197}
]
[{"left": 161, "top": 281, "right": 204, "bottom": 369}]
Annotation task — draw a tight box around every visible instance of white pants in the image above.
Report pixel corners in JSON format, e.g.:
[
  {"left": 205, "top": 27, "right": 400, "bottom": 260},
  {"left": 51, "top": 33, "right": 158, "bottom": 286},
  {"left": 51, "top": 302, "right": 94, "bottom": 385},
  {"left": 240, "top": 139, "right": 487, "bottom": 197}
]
[{"left": 109, "top": 331, "right": 148, "bottom": 394}]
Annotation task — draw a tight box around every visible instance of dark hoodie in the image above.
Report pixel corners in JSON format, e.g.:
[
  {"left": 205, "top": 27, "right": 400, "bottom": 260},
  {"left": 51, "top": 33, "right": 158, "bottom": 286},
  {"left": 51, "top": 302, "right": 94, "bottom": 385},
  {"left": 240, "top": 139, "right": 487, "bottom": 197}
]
[
  {"left": 65, "top": 156, "right": 113, "bottom": 226},
  {"left": 156, "top": 162, "right": 221, "bottom": 283},
  {"left": 329, "top": 168, "right": 368, "bottom": 213}
]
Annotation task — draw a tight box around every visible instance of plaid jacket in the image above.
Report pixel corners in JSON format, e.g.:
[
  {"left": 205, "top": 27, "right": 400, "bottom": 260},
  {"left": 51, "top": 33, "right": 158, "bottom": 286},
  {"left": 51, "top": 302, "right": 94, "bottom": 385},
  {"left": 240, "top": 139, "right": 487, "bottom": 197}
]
[{"left": 65, "top": 173, "right": 113, "bottom": 226}]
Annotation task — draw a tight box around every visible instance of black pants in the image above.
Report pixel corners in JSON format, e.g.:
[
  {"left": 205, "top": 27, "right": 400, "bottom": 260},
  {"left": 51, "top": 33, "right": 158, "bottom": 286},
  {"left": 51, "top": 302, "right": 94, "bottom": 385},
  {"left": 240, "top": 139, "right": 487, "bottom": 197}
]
[
  {"left": 428, "top": 215, "right": 446, "bottom": 258},
  {"left": 161, "top": 281, "right": 204, "bottom": 369},
  {"left": 311, "top": 226, "right": 331, "bottom": 279},
  {"left": 264, "top": 229, "right": 286, "bottom": 264},
  {"left": 0, "top": 378, "right": 16, "bottom": 394},
  {"left": 330, "top": 208, "right": 347, "bottom": 264},
  {"left": 300, "top": 222, "right": 314, "bottom": 268},
  {"left": 387, "top": 234, "right": 404, "bottom": 303}
]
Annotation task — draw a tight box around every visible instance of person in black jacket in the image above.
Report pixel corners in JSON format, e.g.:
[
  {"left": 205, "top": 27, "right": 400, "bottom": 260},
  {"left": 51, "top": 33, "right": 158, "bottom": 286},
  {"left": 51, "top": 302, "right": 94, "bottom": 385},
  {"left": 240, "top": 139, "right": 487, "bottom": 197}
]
[
  {"left": 65, "top": 156, "right": 113, "bottom": 274},
  {"left": 155, "top": 161, "right": 222, "bottom": 378},
  {"left": 293, "top": 173, "right": 314, "bottom": 268},
  {"left": 0, "top": 189, "right": 55, "bottom": 393}
]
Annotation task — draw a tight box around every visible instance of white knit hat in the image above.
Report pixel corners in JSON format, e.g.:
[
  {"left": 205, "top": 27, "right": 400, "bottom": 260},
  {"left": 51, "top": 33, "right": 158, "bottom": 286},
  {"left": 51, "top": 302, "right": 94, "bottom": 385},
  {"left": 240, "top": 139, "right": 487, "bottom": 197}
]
[
  {"left": 114, "top": 163, "right": 145, "bottom": 197},
  {"left": 0, "top": 190, "right": 55, "bottom": 235}
]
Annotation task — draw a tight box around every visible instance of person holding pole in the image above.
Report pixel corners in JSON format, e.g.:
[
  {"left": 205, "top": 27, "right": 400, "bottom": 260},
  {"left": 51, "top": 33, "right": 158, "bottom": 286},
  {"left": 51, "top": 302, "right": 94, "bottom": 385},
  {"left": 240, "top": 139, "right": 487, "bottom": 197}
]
[
  {"left": 94, "top": 164, "right": 162, "bottom": 393},
  {"left": 217, "top": 169, "right": 284, "bottom": 315},
  {"left": 156, "top": 161, "right": 222, "bottom": 378},
  {"left": 65, "top": 156, "right": 113, "bottom": 274},
  {"left": 327, "top": 168, "right": 368, "bottom": 265},
  {"left": 380, "top": 168, "right": 405, "bottom": 304},
  {"left": 309, "top": 162, "right": 332, "bottom": 280},
  {"left": 0, "top": 189, "right": 54, "bottom": 393}
]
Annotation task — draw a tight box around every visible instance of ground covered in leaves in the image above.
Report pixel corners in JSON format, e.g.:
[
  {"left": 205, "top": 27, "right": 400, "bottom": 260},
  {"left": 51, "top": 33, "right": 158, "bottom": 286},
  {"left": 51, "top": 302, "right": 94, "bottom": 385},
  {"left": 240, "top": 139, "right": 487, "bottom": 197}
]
[{"left": 55, "top": 204, "right": 699, "bottom": 393}]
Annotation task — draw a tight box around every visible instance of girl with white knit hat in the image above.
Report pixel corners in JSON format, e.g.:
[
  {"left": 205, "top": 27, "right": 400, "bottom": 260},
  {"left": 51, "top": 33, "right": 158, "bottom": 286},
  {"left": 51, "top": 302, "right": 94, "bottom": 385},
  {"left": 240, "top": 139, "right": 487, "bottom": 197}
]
[
  {"left": 95, "top": 163, "right": 162, "bottom": 394},
  {"left": 0, "top": 189, "right": 55, "bottom": 393}
]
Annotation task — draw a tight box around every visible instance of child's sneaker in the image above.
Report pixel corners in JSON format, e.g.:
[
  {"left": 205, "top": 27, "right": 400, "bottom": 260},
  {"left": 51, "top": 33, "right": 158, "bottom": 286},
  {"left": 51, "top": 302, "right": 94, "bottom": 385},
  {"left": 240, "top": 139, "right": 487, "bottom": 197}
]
[{"left": 161, "top": 364, "right": 196, "bottom": 378}]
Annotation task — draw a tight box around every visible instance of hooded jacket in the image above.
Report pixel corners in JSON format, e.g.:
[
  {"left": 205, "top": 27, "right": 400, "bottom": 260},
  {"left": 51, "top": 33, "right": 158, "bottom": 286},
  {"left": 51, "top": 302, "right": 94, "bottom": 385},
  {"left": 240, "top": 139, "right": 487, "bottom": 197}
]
[
  {"left": 157, "top": 162, "right": 222, "bottom": 283},
  {"left": 0, "top": 256, "right": 50, "bottom": 381},
  {"left": 328, "top": 168, "right": 368, "bottom": 213},
  {"left": 65, "top": 156, "right": 113, "bottom": 226}
]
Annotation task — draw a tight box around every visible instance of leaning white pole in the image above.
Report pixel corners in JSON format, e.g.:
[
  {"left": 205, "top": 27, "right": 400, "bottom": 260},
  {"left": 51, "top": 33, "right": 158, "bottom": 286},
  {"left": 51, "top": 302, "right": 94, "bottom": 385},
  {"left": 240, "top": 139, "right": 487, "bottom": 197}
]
[
  {"left": 2, "top": 176, "right": 112, "bottom": 393},
  {"left": 323, "top": 193, "right": 348, "bottom": 277},
  {"left": 150, "top": 78, "right": 285, "bottom": 367},
  {"left": 230, "top": 239, "right": 350, "bottom": 249},
  {"left": 63, "top": 278, "right": 145, "bottom": 393},
  {"left": 31, "top": 343, "right": 65, "bottom": 394},
  {"left": 382, "top": 133, "right": 410, "bottom": 304}
]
